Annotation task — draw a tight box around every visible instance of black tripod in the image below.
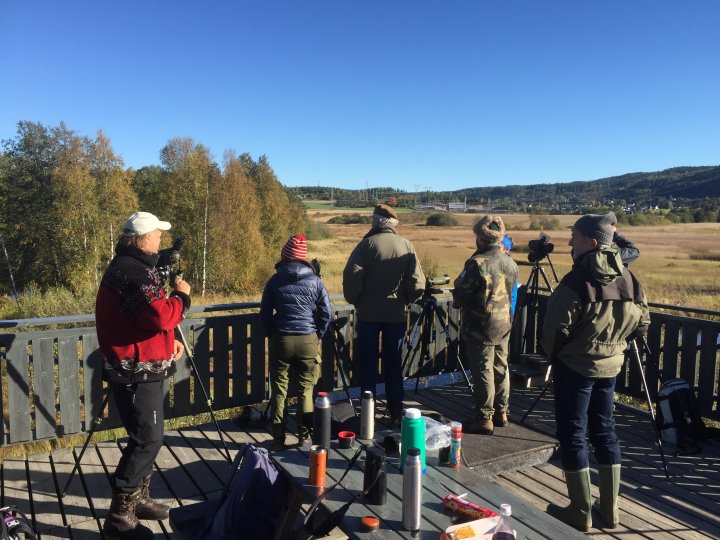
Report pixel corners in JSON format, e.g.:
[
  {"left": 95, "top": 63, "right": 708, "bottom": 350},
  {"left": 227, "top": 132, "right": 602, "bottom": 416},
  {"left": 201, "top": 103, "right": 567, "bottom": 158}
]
[
  {"left": 401, "top": 277, "right": 475, "bottom": 397},
  {"left": 61, "top": 325, "right": 232, "bottom": 498},
  {"left": 518, "top": 253, "right": 558, "bottom": 355},
  {"left": 330, "top": 316, "right": 359, "bottom": 414}
]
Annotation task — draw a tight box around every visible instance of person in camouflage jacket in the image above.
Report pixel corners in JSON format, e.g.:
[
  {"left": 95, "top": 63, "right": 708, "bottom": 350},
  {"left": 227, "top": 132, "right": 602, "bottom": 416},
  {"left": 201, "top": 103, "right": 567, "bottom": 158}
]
[{"left": 452, "top": 215, "right": 518, "bottom": 435}]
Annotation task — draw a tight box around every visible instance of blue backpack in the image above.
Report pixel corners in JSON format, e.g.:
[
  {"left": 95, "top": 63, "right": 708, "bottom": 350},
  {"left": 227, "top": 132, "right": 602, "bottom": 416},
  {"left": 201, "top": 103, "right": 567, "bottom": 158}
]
[{"left": 208, "top": 444, "right": 290, "bottom": 540}]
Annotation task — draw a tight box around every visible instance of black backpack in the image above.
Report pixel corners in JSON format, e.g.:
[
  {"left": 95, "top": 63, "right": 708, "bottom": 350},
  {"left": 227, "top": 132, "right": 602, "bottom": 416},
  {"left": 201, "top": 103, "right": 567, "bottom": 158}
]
[
  {"left": 206, "top": 444, "right": 290, "bottom": 540},
  {"left": 656, "top": 378, "right": 706, "bottom": 452},
  {"left": 0, "top": 506, "right": 36, "bottom": 540}
]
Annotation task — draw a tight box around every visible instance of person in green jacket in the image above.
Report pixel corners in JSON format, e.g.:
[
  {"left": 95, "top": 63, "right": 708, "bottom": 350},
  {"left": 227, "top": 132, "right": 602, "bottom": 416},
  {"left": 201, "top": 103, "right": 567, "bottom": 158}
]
[
  {"left": 452, "top": 215, "right": 518, "bottom": 435},
  {"left": 542, "top": 211, "right": 650, "bottom": 532},
  {"left": 342, "top": 204, "right": 425, "bottom": 426}
]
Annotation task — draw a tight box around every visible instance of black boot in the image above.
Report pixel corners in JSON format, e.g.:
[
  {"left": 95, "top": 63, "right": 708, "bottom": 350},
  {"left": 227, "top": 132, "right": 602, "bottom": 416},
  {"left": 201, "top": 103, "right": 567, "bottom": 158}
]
[
  {"left": 272, "top": 423, "right": 286, "bottom": 451},
  {"left": 136, "top": 475, "right": 170, "bottom": 520},
  {"left": 102, "top": 488, "right": 154, "bottom": 540}
]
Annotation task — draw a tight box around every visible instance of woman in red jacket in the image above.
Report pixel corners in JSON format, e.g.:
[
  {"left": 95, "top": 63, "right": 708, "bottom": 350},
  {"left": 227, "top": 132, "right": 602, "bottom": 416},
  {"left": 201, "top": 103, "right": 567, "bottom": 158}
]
[{"left": 96, "top": 212, "right": 191, "bottom": 540}]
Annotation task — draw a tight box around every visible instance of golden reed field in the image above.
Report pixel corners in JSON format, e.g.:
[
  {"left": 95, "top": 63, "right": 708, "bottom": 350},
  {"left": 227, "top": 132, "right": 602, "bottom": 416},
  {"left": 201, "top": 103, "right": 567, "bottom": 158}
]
[{"left": 306, "top": 210, "right": 720, "bottom": 313}]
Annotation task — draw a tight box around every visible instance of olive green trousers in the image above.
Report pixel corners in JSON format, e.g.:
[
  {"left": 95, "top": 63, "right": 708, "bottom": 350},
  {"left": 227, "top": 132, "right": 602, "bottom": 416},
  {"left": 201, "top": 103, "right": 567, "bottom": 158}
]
[{"left": 269, "top": 333, "right": 321, "bottom": 438}]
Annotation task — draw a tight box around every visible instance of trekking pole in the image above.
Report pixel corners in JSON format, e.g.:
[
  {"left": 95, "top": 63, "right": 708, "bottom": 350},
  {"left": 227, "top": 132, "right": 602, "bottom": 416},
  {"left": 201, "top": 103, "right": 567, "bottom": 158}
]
[
  {"left": 177, "top": 326, "right": 232, "bottom": 463},
  {"left": 519, "top": 375, "right": 552, "bottom": 424},
  {"left": 630, "top": 339, "right": 670, "bottom": 479},
  {"left": 61, "top": 390, "right": 111, "bottom": 497}
]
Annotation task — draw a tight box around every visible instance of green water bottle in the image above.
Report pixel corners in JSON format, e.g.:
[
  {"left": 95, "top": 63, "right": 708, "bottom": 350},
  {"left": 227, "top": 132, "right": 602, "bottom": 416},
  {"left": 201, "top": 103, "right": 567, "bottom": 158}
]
[{"left": 400, "top": 408, "right": 426, "bottom": 473}]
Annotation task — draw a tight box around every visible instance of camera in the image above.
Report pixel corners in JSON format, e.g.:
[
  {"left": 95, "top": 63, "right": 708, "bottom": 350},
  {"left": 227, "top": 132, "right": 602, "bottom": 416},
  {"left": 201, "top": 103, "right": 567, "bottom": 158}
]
[
  {"left": 528, "top": 233, "right": 554, "bottom": 263},
  {"left": 156, "top": 236, "right": 185, "bottom": 285}
]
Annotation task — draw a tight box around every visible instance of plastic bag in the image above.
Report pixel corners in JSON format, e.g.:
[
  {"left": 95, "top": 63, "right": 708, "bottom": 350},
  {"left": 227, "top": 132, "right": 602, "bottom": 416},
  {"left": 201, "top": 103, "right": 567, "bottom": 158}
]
[{"left": 424, "top": 416, "right": 451, "bottom": 450}]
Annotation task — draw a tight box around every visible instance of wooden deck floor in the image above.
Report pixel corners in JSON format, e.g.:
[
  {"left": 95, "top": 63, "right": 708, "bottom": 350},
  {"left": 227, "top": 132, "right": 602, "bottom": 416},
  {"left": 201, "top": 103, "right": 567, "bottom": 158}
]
[{"left": 2, "top": 383, "right": 719, "bottom": 539}]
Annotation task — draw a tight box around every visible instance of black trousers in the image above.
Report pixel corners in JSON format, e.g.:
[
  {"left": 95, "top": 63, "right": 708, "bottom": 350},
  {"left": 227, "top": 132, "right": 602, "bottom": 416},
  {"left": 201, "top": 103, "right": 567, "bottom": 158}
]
[{"left": 110, "top": 381, "right": 165, "bottom": 492}]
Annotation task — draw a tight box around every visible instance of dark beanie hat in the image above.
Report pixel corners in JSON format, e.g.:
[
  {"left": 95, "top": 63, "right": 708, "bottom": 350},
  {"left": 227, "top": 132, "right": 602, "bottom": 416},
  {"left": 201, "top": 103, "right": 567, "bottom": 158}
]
[
  {"left": 373, "top": 203, "right": 398, "bottom": 219},
  {"left": 573, "top": 212, "right": 616, "bottom": 246}
]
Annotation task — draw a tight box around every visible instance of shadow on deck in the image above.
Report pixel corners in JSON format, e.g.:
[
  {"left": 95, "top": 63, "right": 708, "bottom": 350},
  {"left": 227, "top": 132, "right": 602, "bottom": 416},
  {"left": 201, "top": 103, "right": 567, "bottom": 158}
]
[{"left": 2, "top": 383, "right": 719, "bottom": 539}]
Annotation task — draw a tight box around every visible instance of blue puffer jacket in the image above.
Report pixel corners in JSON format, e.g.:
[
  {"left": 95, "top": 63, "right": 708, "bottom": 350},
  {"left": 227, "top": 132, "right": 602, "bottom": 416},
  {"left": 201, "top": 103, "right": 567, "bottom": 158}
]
[{"left": 260, "top": 261, "right": 332, "bottom": 337}]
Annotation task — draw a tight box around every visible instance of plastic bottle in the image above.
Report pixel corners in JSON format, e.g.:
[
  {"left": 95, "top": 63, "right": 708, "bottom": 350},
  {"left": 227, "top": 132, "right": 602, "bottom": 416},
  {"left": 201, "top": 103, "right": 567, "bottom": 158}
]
[
  {"left": 492, "top": 503, "right": 515, "bottom": 539},
  {"left": 313, "top": 391, "right": 331, "bottom": 450},
  {"left": 401, "top": 448, "right": 422, "bottom": 531},
  {"left": 400, "top": 408, "right": 426, "bottom": 472},
  {"left": 448, "top": 421, "right": 462, "bottom": 469},
  {"left": 363, "top": 446, "right": 387, "bottom": 505},
  {"left": 360, "top": 390, "right": 375, "bottom": 441}
]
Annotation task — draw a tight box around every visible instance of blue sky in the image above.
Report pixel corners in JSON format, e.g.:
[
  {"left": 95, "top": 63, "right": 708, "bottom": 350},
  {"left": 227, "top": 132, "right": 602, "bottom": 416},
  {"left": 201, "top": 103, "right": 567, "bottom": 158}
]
[{"left": 1, "top": 1, "right": 718, "bottom": 190}]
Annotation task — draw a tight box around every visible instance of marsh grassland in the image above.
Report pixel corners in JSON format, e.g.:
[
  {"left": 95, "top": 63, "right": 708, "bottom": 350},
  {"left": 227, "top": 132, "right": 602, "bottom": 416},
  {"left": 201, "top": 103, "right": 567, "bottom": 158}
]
[{"left": 307, "top": 212, "right": 720, "bottom": 312}]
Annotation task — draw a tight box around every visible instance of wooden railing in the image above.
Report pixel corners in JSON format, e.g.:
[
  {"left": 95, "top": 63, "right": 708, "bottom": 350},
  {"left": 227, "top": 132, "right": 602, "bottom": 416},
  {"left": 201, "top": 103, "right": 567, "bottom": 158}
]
[{"left": 1, "top": 293, "right": 718, "bottom": 447}]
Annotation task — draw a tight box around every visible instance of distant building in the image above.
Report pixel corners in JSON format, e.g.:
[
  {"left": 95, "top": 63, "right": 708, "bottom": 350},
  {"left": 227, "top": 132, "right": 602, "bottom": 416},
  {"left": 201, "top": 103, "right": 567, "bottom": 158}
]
[{"left": 448, "top": 201, "right": 467, "bottom": 213}]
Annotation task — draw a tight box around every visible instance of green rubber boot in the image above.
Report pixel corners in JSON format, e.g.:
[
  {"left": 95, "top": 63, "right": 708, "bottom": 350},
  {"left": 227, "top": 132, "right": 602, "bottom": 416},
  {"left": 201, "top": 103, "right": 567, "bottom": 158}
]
[
  {"left": 593, "top": 464, "right": 621, "bottom": 528},
  {"left": 547, "top": 468, "right": 592, "bottom": 532}
]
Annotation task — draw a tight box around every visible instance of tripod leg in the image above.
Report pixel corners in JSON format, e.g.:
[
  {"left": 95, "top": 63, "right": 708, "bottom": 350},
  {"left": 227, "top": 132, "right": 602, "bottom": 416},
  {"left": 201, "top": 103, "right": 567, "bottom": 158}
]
[
  {"left": 631, "top": 340, "right": 670, "bottom": 479},
  {"left": 520, "top": 377, "right": 551, "bottom": 424},
  {"left": 61, "top": 390, "right": 111, "bottom": 497},
  {"left": 178, "top": 326, "right": 232, "bottom": 463},
  {"left": 333, "top": 336, "right": 357, "bottom": 415}
]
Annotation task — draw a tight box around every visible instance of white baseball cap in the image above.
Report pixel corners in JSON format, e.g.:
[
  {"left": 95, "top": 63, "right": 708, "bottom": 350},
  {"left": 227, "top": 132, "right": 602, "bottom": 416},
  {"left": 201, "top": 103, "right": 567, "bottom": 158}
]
[{"left": 122, "top": 212, "right": 172, "bottom": 236}]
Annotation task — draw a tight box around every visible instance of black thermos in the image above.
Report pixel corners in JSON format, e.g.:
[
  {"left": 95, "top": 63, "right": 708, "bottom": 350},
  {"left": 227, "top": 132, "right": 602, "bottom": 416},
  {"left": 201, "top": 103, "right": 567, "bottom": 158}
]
[{"left": 363, "top": 447, "right": 387, "bottom": 505}]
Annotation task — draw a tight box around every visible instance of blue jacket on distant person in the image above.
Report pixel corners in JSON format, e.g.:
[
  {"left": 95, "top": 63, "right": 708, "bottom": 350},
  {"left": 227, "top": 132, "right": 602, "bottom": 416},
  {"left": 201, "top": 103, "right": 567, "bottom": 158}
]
[{"left": 260, "top": 261, "right": 332, "bottom": 338}]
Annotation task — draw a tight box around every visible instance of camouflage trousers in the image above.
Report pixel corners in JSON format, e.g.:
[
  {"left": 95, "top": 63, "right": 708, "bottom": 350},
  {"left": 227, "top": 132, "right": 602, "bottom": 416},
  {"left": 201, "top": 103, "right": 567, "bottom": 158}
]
[
  {"left": 463, "top": 333, "right": 510, "bottom": 420},
  {"left": 269, "top": 333, "right": 321, "bottom": 438}
]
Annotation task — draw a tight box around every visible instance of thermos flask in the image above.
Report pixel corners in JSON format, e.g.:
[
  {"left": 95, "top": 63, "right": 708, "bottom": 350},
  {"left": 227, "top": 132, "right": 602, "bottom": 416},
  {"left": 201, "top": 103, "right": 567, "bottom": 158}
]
[
  {"left": 360, "top": 390, "right": 375, "bottom": 441},
  {"left": 402, "top": 447, "right": 422, "bottom": 531},
  {"left": 313, "top": 391, "right": 331, "bottom": 450},
  {"left": 363, "top": 446, "right": 387, "bottom": 505},
  {"left": 400, "top": 408, "right": 426, "bottom": 472}
]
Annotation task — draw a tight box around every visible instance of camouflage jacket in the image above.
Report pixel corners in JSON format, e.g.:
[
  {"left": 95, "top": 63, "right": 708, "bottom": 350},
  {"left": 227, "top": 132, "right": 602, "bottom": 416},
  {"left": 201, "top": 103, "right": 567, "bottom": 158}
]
[{"left": 452, "top": 244, "right": 518, "bottom": 345}]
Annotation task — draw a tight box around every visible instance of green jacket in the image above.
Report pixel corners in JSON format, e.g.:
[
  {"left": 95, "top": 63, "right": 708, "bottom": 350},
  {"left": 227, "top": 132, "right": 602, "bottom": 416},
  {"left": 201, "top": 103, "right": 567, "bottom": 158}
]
[
  {"left": 452, "top": 244, "right": 518, "bottom": 345},
  {"left": 342, "top": 227, "right": 425, "bottom": 323},
  {"left": 542, "top": 248, "right": 650, "bottom": 378}
]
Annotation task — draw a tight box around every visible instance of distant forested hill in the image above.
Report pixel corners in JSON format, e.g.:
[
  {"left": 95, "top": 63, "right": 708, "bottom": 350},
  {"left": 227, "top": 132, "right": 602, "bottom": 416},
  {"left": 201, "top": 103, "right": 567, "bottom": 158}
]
[
  {"left": 295, "top": 166, "right": 720, "bottom": 211},
  {"left": 451, "top": 166, "right": 720, "bottom": 210}
]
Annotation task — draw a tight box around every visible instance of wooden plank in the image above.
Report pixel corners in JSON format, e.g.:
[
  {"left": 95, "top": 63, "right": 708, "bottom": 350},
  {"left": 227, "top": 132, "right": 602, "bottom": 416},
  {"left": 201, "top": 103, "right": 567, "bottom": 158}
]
[
  {"left": 172, "top": 321, "right": 194, "bottom": 417},
  {"left": 662, "top": 321, "right": 680, "bottom": 380},
  {"left": 26, "top": 452, "right": 66, "bottom": 533},
  {"left": 249, "top": 319, "right": 267, "bottom": 403},
  {"left": 679, "top": 322, "right": 699, "bottom": 385},
  {"left": 51, "top": 447, "right": 95, "bottom": 525},
  {"left": 696, "top": 326, "right": 719, "bottom": 416},
  {"left": 34, "top": 337, "right": 57, "bottom": 440},
  {"left": 212, "top": 321, "right": 231, "bottom": 408},
  {"left": 58, "top": 335, "right": 81, "bottom": 436},
  {"left": 153, "top": 440, "right": 205, "bottom": 507},
  {"left": 75, "top": 442, "right": 112, "bottom": 521},
  {"left": 6, "top": 337, "right": 32, "bottom": 443},
  {"left": 162, "top": 429, "right": 225, "bottom": 495},
  {"left": 191, "top": 322, "right": 211, "bottom": 416},
  {"left": 230, "top": 319, "right": 249, "bottom": 404},
  {"left": 81, "top": 333, "right": 112, "bottom": 430}
]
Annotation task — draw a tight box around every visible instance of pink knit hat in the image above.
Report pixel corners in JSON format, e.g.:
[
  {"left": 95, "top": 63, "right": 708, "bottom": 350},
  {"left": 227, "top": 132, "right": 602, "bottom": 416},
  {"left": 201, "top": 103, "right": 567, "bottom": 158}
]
[{"left": 281, "top": 235, "right": 308, "bottom": 260}]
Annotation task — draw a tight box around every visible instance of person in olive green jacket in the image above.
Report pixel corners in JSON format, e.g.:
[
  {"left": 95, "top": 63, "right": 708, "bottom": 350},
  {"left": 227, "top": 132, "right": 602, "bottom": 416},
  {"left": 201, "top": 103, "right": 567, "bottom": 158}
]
[
  {"left": 452, "top": 215, "right": 518, "bottom": 435},
  {"left": 343, "top": 204, "right": 425, "bottom": 426},
  {"left": 542, "top": 211, "right": 649, "bottom": 532}
]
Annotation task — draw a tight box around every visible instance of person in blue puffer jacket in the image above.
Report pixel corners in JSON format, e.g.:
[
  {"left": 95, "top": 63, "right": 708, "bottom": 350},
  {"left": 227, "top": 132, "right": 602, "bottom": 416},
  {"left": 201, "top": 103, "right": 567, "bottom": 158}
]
[{"left": 260, "top": 234, "right": 332, "bottom": 450}]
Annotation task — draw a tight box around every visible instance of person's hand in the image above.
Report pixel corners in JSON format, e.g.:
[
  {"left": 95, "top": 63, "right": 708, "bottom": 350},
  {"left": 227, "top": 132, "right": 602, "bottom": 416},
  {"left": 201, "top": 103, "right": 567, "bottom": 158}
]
[
  {"left": 173, "top": 278, "right": 191, "bottom": 295},
  {"left": 174, "top": 339, "right": 185, "bottom": 360}
]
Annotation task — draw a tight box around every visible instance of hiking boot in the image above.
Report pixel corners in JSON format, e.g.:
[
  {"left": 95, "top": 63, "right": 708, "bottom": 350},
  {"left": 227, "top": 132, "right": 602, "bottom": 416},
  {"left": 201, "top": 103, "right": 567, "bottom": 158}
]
[
  {"left": 493, "top": 411, "right": 508, "bottom": 427},
  {"left": 547, "top": 468, "right": 592, "bottom": 532},
  {"left": 135, "top": 475, "right": 170, "bottom": 520},
  {"left": 102, "top": 488, "right": 154, "bottom": 540},
  {"left": 465, "top": 418, "right": 494, "bottom": 435}
]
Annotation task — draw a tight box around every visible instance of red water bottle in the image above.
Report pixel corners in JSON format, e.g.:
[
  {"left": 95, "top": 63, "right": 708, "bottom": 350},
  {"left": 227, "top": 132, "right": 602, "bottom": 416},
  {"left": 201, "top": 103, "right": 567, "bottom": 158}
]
[{"left": 449, "top": 421, "right": 462, "bottom": 469}]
